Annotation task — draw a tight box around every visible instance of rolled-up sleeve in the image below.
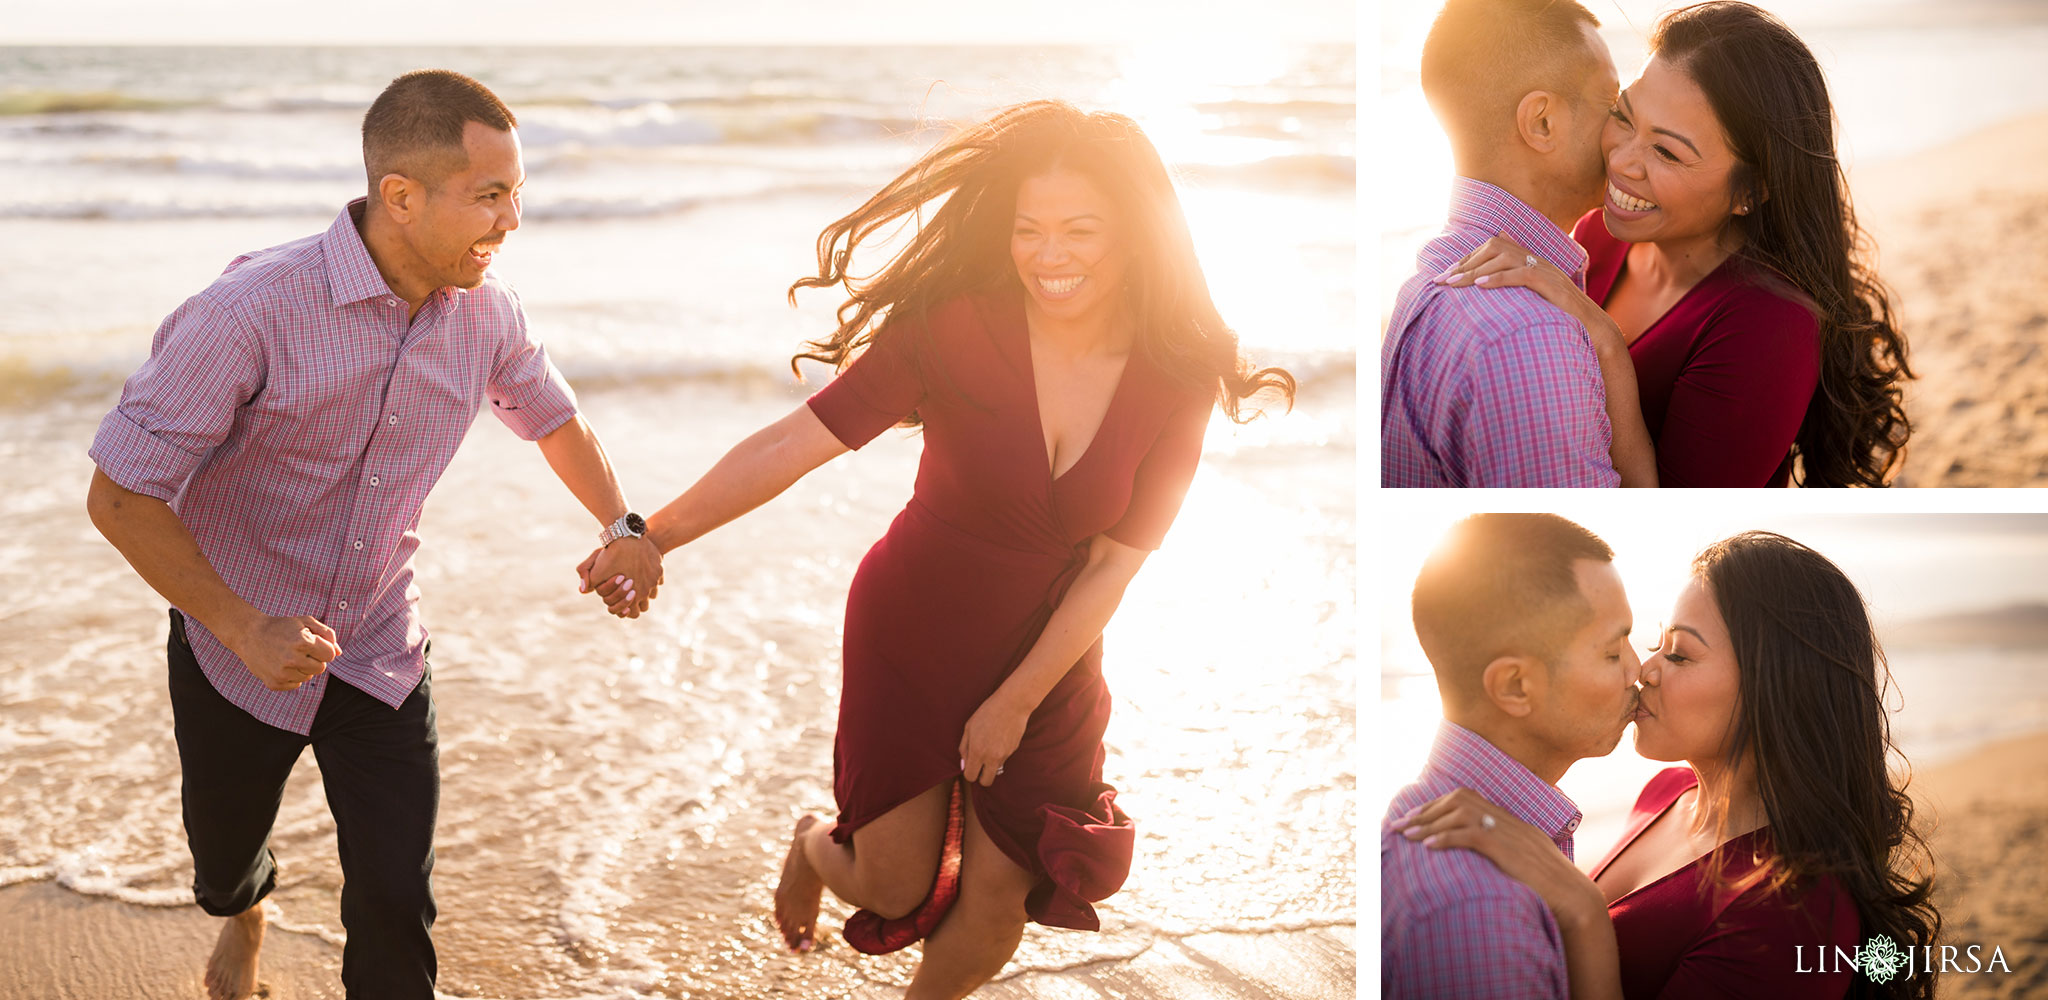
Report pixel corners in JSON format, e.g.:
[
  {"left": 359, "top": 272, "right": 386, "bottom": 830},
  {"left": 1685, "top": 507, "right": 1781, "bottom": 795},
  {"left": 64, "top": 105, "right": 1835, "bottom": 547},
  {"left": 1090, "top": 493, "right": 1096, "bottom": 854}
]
[
  {"left": 88, "top": 297, "right": 265, "bottom": 501},
  {"left": 485, "top": 289, "right": 578, "bottom": 441}
]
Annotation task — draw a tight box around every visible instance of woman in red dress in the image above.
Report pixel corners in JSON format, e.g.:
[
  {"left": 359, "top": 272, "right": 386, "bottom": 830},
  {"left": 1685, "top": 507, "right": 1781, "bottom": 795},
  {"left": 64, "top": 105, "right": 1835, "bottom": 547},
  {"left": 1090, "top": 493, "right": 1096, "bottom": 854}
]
[
  {"left": 583, "top": 101, "right": 1291, "bottom": 997},
  {"left": 1397, "top": 532, "right": 1940, "bottom": 999},
  {"left": 1436, "top": 2, "right": 1912, "bottom": 487}
]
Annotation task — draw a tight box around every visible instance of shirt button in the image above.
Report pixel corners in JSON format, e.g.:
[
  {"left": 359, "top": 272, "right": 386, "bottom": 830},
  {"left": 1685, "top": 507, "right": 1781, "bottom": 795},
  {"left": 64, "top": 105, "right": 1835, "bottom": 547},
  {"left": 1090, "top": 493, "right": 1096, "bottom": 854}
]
[
  {"left": 353, "top": 539, "right": 364, "bottom": 550},
  {"left": 384, "top": 297, "right": 398, "bottom": 307},
  {"left": 369, "top": 475, "right": 380, "bottom": 486},
  {"left": 338, "top": 600, "right": 349, "bottom": 610},
  {"left": 388, "top": 414, "right": 399, "bottom": 425}
]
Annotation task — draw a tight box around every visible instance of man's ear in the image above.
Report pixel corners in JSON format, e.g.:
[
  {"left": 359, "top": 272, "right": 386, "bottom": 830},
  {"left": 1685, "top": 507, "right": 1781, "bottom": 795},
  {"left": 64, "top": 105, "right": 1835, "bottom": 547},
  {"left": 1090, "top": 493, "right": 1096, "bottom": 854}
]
[
  {"left": 377, "top": 172, "right": 420, "bottom": 224},
  {"left": 1515, "top": 90, "right": 1563, "bottom": 154},
  {"left": 1481, "top": 654, "right": 1547, "bottom": 718}
]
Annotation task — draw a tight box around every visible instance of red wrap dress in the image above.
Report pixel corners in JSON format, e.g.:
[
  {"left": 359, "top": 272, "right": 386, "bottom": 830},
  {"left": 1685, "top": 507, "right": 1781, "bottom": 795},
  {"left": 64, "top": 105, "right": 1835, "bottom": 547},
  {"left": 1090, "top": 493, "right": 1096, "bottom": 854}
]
[
  {"left": 804, "top": 288, "right": 1211, "bottom": 934},
  {"left": 1592, "top": 768, "right": 1861, "bottom": 999}
]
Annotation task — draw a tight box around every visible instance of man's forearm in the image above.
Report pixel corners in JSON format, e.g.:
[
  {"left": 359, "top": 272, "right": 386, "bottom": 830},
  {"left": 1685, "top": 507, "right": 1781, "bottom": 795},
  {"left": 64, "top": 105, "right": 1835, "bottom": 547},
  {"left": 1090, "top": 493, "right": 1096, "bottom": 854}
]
[
  {"left": 86, "top": 467, "right": 263, "bottom": 646},
  {"left": 535, "top": 415, "right": 631, "bottom": 527}
]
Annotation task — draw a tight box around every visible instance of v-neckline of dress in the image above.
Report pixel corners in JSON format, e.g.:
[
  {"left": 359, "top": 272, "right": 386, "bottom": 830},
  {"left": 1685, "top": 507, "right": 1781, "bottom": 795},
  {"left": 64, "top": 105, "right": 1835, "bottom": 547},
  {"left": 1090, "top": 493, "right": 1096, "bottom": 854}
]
[
  {"left": 1591, "top": 781, "right": 1767, "bottom": 908},
  {"left": 1602, "top": 242, "right": 1737, "bottom": 349},
  {"left": 1014, "top": 300, "right": 1135, "bottom": 486}
]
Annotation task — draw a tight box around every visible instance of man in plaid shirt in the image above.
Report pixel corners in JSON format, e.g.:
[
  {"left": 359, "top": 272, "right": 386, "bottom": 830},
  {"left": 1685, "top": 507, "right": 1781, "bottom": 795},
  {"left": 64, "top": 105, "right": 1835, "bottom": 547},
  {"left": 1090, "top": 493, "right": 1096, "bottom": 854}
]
[
  {"left": 1381, "top": 0, "right": 1622, "bottom": 487},
  {"left": 1382, "top": 514, "right": 1642, "bottom": 998},
  {"left": 85, "top": 71, "right": 657, "bottom": 1000}
]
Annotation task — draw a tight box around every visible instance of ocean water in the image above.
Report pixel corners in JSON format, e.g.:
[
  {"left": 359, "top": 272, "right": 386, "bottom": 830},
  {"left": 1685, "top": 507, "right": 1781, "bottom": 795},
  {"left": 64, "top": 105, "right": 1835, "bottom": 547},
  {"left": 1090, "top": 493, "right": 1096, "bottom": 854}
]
[{"left": 0, "top": 44, "right": 1356, "bottom": 997}]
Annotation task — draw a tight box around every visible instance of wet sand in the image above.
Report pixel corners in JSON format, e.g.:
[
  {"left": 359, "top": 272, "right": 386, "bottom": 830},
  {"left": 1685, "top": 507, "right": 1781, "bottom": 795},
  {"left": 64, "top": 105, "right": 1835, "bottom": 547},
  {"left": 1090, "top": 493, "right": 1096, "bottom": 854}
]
[
  {"left": 0, "top": 378, "right": 1355, "bottom": 998},
  {"left": 0, "top": 880, "right": 1353, "bottom": 999},
  {"left": 1854, "top": 111, "right": 2048, "bottom": 486}
]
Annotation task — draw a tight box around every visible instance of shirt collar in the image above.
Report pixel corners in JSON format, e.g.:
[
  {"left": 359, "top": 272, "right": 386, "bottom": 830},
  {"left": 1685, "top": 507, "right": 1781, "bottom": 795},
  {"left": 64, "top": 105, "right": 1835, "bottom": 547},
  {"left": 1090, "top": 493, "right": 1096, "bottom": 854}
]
[
  {"left": 323, "top": 198, "right": 400, "bottom": 308},
  {"left": 1446, "top": 177, "right": 1590, "bottom": 282},
  {"left": 1424, "top": 720, "right": 1583, "bottom": 849}
]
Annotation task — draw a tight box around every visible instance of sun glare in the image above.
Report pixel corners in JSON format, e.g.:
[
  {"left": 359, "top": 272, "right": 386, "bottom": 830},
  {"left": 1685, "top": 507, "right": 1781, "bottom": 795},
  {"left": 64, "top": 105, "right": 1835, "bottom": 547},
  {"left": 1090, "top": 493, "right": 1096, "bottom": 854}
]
[{"left": 1107, "top": 40, "right": 1294, "bottom": 168}]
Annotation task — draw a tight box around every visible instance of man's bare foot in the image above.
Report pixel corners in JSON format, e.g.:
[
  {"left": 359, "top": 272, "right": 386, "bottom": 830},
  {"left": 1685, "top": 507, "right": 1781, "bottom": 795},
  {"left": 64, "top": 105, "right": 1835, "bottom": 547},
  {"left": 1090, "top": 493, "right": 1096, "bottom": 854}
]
[
  {"left": 203, "top": 904, "right": 265, "bottom": 1000},
  {"left": 773, "top": 814, "right": 827, "bottom": 953}
]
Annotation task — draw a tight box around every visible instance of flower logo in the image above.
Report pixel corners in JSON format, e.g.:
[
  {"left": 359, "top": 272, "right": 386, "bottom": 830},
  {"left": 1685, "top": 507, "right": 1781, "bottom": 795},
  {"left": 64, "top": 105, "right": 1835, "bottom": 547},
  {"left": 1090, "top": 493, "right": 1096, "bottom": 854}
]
[{"left": 1861, "top": 935, "right": 1908, "bottom": 984}]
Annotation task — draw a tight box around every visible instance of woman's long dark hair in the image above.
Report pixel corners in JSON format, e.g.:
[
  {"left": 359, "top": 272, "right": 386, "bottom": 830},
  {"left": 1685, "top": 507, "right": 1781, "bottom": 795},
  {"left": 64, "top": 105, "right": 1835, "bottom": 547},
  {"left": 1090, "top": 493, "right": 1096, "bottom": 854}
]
[
  {"left": 788, "top": 99, "right": 1294, "bottom": 425},
  {"left": 1694, "top": 532, "right": 1939, "bottom": 999},
  {"left": 1654, "top": 3, "right": 1912, "bottom": 486}
]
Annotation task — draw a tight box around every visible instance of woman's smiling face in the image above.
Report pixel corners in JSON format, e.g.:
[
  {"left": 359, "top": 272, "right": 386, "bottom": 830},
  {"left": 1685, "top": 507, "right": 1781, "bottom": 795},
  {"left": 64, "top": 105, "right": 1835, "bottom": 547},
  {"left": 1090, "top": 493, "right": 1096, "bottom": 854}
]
[
  {"left": 1010, "top": 167, "right": 1130, "bottom": 326},
  {"left": 1601, "top": 53, "right": 1751, "bottom": 247}
]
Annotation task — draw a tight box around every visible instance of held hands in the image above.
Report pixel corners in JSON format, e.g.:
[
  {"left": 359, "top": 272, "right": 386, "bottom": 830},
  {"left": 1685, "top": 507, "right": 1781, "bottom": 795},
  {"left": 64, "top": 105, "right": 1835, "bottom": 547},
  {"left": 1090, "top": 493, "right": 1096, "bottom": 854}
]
[
  {"left": 576, "top": 536, "right": 663, "bottom": 619},
  {"left": 1391, "top": 787, "right": 1607, "bottom": 927},
  {"left": 959, "top": 693, "right": 1031, "bottom": 787},
  {"left": 224, "top": 614, "right": 341, "bottom": 692}
]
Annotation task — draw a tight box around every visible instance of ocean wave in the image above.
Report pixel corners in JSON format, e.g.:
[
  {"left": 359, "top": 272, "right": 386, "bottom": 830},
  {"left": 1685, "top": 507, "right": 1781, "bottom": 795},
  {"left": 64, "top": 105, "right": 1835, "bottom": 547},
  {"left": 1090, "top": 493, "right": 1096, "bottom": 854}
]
[
  {"left": 25, "top": 150, "right": 365, "bottom": 183},
  {"left": 0, "top": 90, "right": 191, "bottom": 116},
  {"left": 1180, "top": 152, "right": 1355, "bottom": 188},
  {"left": 0, "top": 198, "right": 343, "bottom": 221},
  {"left": 1193, "top": 97, "right": 1358, "bottom": 121},
  {"left": 0, "top": 178, "right": 871, "bottom": 222},
  {"left": 516, "top": 107, "right": 928, "bottom": 150},
  {"left": 0, "top": 87, "right": 936, "bottom": 145},
  {"left": 0, "top": 349, "right": 1353, "bottom": 414}
]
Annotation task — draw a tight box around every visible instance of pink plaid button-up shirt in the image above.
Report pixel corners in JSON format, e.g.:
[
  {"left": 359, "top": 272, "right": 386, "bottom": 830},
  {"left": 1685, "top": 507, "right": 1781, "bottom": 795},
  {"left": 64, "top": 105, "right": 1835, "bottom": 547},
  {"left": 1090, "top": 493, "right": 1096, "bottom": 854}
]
[
  {"left": 1382, "top": 721, "right": 1584, "bottom": 999},
  {"left": 1381, "top": 178, "right": 1618, "bottom": 487},
  {"left": 90, "top": 200, "right": 578, "bottom": 734}
]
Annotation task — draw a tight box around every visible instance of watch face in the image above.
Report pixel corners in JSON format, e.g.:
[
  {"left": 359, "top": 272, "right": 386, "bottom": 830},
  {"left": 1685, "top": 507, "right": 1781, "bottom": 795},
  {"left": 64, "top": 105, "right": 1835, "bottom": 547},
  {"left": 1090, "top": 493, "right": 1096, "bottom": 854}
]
[{"left": 625, "top": 512, "right": 647, "bottom": 535}]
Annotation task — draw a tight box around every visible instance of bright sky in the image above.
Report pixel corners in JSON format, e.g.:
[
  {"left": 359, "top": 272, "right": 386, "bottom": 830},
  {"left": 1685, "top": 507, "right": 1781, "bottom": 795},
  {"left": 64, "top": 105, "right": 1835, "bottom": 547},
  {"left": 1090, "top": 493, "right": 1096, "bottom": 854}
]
[{"left": 8, "top": 0, "right": 1356, "bottom": 45}]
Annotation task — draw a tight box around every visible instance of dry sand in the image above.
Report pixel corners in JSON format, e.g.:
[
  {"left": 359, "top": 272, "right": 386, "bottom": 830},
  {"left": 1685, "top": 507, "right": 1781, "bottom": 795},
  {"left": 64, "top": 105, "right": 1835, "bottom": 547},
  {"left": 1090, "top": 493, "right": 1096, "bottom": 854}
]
[
  {"left": 0, "top": 881, "right": 1352, "bottom": 999},
  {"left": 1853, "top": 111, "right": 2048, "bottom": 486},
  {"left": 1910, "top": 731, "right": 2048, "bottom": 998}
]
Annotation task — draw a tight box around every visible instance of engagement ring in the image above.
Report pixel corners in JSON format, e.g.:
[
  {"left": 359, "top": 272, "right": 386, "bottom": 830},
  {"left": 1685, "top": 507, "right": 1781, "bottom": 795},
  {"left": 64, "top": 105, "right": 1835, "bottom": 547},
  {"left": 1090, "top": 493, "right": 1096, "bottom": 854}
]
[
  {"left": 1523, "top": 254, "right": 1538, "bottom": 269},
  {"left": 1481, "top": 814, "right": 1497, "bottom": 830}
]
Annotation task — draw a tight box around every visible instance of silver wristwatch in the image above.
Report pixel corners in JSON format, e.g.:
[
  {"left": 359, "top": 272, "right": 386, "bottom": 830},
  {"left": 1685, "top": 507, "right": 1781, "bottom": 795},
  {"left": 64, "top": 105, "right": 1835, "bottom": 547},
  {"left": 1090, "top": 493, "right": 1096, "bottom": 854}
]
[{"left": 598, "top": 512, "right": 647, "bottom": 547}]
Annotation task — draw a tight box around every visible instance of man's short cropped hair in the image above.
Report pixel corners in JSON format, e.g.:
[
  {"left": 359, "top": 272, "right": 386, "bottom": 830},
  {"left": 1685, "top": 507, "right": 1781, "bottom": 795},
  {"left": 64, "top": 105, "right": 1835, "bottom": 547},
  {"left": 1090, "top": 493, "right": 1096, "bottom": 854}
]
[
  {"left": 1420, "top": 0, "right": 1603, "bottom": 148},
  {"left": 361, "top": 69, "right": 517, "bottom": 193},
  {"left": 1411, "top": 513, "right": 1614, "bottom": 702}
]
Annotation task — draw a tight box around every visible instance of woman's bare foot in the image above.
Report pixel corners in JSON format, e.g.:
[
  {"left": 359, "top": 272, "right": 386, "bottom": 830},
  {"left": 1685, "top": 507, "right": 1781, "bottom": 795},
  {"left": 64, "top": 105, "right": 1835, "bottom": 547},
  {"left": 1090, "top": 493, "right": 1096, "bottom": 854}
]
[
  {"left": 774, "top": 814, "right": 827, "bottom": 952},
  {"left": 203, "top": 903, "right": 265, "bottom": 1000}
]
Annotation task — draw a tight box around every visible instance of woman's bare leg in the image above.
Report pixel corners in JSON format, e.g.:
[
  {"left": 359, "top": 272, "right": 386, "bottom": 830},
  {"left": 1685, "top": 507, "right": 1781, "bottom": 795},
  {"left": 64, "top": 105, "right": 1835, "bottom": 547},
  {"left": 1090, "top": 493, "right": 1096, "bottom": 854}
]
[
  {"left": 904, "top": 794, "right": 1035, "bottom": 999},
  {"left": 774, "top": 777, "right": 952, "bottom": 950}
]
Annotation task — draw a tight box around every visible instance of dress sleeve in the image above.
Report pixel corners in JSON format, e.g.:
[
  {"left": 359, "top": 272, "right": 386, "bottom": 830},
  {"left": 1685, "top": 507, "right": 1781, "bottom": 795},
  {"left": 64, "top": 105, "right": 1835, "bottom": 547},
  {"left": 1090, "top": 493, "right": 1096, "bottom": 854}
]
[
  {"left": 805, "top": 322, "right": 928, "bottom": 451},
  {"left": 1102, "top": 392, "right": 1211, "bottom": 551},
  {"left": 1652, "top": 290, "right": 1820, "bottom": 487},
  {"left": 87, "top": 296, "right": 265, "bottom": 501},
  {"left": 486, "top": 286, "right": 580, "bottom": 441},
  {"left": 1652, "top": 879, "right": 1860, "bottom": 1000}
]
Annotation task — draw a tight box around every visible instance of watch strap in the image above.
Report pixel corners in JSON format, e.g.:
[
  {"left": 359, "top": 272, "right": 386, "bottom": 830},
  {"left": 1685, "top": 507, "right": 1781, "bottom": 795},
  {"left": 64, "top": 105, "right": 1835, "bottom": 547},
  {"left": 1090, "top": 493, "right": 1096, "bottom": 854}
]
[{"left": 598, "top": 512, "right": 646, "bottom": 547}]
